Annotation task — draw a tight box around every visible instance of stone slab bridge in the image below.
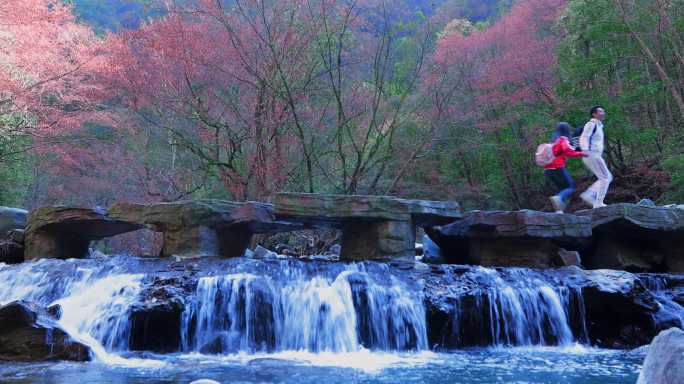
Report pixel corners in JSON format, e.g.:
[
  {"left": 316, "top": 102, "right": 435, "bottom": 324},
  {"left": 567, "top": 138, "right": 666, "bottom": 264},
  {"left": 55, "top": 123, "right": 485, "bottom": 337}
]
[{"left": 23, "top": 193, "right": 462, "bottom": 263}]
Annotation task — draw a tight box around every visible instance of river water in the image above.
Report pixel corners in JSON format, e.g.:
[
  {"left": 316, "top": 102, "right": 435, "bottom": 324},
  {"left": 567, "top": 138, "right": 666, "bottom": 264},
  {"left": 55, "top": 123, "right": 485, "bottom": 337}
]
[
  {"left": 0, "top": 348, "right": 643, "bottom": 383},
  {"left": 0, "top": 256, "right": 657, "bottom": 383}
]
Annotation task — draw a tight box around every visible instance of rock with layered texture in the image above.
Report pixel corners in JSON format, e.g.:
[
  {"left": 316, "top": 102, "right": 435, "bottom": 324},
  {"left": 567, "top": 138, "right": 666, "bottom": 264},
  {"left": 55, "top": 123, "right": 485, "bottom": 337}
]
[
  {"left": 24, "top": 206, "right": 143, "bottom": 261},
  {"left": 426, "top": 210, "right": 592, "bottom": 267},
  {"left": 274, "top": 193, "right": 462, "bottom": 227},
  {"left": 0, "top": 301, "right": 90, "bottom": 361},
  {"left": 275, "top": 193, "right": 461, "bottom": 263},
  {"left": 577, "top": 204, "right": 684, "bottom": 272},
  {"left": 110, "top": 200, "right": 301, "bottom": 259},
  {"left": 637, "top": 328, "right": 684, "bottom": 384}
]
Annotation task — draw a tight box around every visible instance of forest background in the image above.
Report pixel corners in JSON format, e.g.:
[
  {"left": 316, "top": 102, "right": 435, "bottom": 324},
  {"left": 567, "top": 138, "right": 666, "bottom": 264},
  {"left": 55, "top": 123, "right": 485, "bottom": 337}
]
[{"left": 2, "top": 0, "right": 683, "bottom": 212}]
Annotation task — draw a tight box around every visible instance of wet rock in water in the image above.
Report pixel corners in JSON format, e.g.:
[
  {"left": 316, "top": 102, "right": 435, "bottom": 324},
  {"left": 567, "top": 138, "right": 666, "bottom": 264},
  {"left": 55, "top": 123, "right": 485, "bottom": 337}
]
[
  {"left": 637, "top": 328, "right": 684, "bottom": 384},
  {"left": 556, "top": 249, "right": 581, "bottom": 267},
  {"left": 637, "top": 199, "right": 657, "bottom": 207},
  {"left": 47, "top": 304, "right": 62, "bottom": 320},
  {"left": 421, "top": 234, "right": 445, "bottom": 264},
  {"left": 577, "top": 204, "right": 684, "bottom": 272},
  {"left": 427, "top": 210, "right": 591, "bottom": 267},
  {"left": 0, "top": 301, "right": 90, "bottom": 361},
  {"left": 253, "top": 245, "right": 280, "bottom": 259},
  {"left": 0, "top": 207, "right": 27, "bottom": 238},
  {"left": 327, "top": 244, "right": 341, "bottom": 256},
  {"left": 577, "top": 269, "right": 680, "bottom": 348},
  {"left": 129, "top": 276, "right": 195, "bottom": 353},
  {"left": 0, "top": 239, "right": 24, "bottom": 264},
  {"left": 6, "top": 229, "right": 25, "bottom": 244}
]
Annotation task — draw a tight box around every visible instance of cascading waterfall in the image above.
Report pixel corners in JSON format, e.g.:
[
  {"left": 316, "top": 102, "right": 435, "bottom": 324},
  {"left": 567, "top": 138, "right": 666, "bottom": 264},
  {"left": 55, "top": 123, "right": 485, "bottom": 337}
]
[
  {"left": 640, "top": 274, "right": 684, "bottom": 328},
  {"left": 447, "top": 268, "right": 586, "bottom": 347},
  {"left": 8, "top": 256, "right": 684, "bottom": 365},
  {"left": 0, "top": 259, "right": 145, "bottom": 360},
  {"left": 181, "top": 269, "right": 428, "bottom": 354},
  {"left": 54, "top": 274, "right": 144, "bottom": 352}
]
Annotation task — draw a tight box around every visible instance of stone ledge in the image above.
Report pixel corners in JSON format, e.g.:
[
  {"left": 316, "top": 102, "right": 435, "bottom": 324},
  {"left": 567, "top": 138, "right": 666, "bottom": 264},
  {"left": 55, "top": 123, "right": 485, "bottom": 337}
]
[{"left": 275, "top": 193, "right": 461, "bottom": 227}]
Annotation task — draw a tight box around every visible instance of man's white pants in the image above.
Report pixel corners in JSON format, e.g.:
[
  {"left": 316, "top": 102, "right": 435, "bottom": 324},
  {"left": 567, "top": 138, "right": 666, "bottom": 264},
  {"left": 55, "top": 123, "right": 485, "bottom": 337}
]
[{"left": 582, "top": 154, "right": 612, "bottom": 206}]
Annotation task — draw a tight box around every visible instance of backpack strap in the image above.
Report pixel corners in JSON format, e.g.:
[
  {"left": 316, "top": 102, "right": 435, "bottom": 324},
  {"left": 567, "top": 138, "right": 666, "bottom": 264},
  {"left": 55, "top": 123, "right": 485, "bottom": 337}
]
[{"left": 587, "top": 122, "right": 598, "bottom": 152}]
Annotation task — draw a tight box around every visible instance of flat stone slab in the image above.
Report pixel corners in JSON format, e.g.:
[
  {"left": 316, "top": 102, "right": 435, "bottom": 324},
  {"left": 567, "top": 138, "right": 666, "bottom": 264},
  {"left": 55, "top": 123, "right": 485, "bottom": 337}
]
[
  {"left": 434, "top": 210, "right": 592, "bottom": 239},
  {"left": 275, "top": 193, "right": 461, "bottom": 227},
  {"left": 426, "top": 210, "right": 592, "bottom": 267},
  {"left": 576, "top": 204, "right": 684, "bottom": 272},
  {"left": 577, "top": 203, "right": 684, "bottom": 235},
  {"left": 25, "top": 206, "right": 145, "bottom": 260},
  {"left": 26, "top": 206, "right": 143, "bottom": 239},
  {"left": 109, "top": 200, "right": 301, "bottom": 234}
]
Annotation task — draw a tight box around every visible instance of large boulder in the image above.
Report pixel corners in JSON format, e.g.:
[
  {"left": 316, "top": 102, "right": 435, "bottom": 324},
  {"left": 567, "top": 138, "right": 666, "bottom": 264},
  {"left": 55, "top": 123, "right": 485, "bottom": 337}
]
[
  {"left": 577, "top": 204, "right": 684, "bottom": 272},
  {"left": 24, "top": 206, "right": 143, "bottom": 260},
  {"left": 0, "top": 301, "right": 90, "bottom": 361},
  {"left": 0, "top": 207, "right": 27, "bottom": 238},
  {"left": 427, "top": 210, "right": 592, "bottom": 267},
  {"left": 129, "top": 276, "right": 194, "bottom": 353},
  {"left": 637, "top": 328, "right": 684, "bottom": 384},
  {"left": 577, "top": 269, "right": 676, "bottom": 348}
]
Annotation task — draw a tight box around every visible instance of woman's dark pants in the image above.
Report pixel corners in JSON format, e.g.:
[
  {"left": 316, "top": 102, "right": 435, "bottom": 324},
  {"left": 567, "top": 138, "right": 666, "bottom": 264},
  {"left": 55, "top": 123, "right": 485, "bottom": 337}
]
[{"left": 544, "top": 168, "right": 575, "bottom": 203}]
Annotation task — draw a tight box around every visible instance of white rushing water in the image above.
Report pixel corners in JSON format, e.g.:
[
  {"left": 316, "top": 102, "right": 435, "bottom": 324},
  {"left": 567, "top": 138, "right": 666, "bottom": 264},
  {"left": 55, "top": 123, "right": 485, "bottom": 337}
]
[
  {"left": 0, "top": 258, "right": 429, "bottom": 366},
  {"left": 449, "top": 267, "right": 584, "bottom": 347},
  {"left": 0, "top": 259, "right": 161, "bottom": 365},
  {"left": 180, "top": 269, "right": 428, "bottom": 354},
  {"left": 12, "top": 256, "right": 684, "bottom": 371}
]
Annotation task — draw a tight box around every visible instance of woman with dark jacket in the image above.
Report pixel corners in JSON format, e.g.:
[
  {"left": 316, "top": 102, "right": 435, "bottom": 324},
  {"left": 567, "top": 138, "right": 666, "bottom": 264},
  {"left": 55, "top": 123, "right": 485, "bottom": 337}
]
[{"left": 545, "top": 122, "right": 588, "bottom": 213}]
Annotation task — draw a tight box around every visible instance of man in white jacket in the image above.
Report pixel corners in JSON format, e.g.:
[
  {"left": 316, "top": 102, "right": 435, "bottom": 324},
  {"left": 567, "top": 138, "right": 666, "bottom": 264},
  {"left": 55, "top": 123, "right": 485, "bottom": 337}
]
[{"left": 579, "top": 106, "right": 612, "bottom": 208}]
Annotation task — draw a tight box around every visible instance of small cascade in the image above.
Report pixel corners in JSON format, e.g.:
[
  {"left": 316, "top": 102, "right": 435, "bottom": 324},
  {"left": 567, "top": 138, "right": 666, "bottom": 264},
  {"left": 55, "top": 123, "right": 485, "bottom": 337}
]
[
  {"left": 446, "top": 268, "right": 586, "bottom": 347},
  {"left": 181, "top": 274, "right": 282, "bottom": 353},
  {"left": 640, "top": 274, "right": 684, "bottom": 328},
  {"left": 181, "top": 268, "right": 428, "bottom": 354},
  {"left": 54, "top": 274, "right": 144, "bottom": 351},
  {"left": 0, "top": 258, "right": 144, "bottom": 359}
]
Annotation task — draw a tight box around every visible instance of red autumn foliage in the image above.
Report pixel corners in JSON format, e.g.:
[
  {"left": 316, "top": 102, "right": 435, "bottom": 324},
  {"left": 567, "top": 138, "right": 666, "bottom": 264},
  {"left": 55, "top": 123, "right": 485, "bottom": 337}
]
[
  {"left": 432, "top": 0, "right": 566, "bottom": 130},
  {"left": 99, "top": 0, "right": 324, "bottom": 200},
  {"left": 0, "top": 0, "right": 111, "bottom": 141}
]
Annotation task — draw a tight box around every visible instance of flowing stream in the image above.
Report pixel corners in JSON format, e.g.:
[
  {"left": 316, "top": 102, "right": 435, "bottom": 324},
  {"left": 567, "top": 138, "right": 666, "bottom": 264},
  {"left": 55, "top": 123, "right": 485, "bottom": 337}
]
[{"left": 0, "top": 256, "right": 677, "bottom": 383}]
